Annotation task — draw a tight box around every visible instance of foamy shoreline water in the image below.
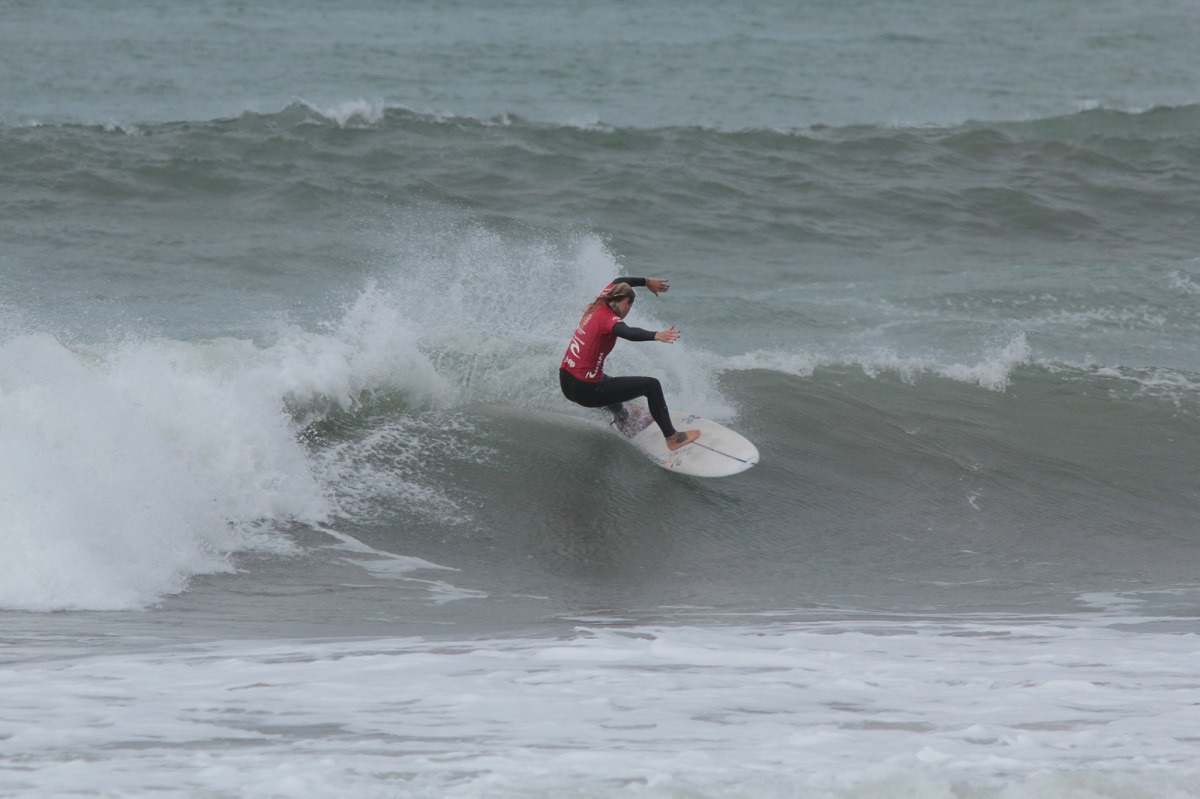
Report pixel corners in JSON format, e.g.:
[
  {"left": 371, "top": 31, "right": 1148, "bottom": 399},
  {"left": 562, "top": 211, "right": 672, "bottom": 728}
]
[{"left": 4, "top": 619, "right": 1199, "bottom": 798}]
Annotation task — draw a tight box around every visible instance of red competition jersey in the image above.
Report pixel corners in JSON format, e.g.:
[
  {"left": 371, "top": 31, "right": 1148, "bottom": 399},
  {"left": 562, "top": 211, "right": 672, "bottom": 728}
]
[{"left": 560, "top": 303, "right": 623, "bottom": 381}]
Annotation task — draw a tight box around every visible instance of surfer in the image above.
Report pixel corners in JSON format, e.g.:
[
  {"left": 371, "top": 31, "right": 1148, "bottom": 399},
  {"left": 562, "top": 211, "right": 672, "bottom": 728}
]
[{"left": 559, "top": 278, "right": 701, "bottom": 452}]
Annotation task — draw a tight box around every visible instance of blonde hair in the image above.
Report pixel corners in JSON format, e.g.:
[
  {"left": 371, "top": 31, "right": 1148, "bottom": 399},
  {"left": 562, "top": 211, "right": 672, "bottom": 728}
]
[
  {"left": 599, "top": 282, "right": 636, "bottom": 303},
  {"left": 580, "top": 282, "right": 635, "bottom": 322}
]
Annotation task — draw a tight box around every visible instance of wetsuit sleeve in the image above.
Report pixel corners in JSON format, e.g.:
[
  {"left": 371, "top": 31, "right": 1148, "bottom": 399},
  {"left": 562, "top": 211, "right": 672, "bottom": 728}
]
[
  {"left": 610, "top": 277, "right": 648, "bottom": 288},
  {"left": 612, "top": 322, "right": 657, "bottom": 342}
]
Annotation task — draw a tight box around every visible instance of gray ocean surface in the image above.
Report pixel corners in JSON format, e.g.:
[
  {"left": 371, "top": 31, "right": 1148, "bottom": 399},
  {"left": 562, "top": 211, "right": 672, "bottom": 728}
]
[{"left": 3, "top": 1, "right": 1200, "bottom": 797}]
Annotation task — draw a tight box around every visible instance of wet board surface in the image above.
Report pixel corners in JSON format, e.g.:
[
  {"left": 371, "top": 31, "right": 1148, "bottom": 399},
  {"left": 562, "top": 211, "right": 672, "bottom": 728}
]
[{"left": 612, "top": 407, "right": 759, "bottom": 477}]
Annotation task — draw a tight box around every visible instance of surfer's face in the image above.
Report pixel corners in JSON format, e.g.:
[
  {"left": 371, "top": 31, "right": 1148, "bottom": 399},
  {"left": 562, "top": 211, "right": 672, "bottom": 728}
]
[{"left": 613, "top": 296, "right": 633, "bottom": 318}]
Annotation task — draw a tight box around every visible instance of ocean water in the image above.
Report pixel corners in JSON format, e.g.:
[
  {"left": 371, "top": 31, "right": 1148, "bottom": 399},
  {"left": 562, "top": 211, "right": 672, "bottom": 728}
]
[{"left": 4, "top": 0, "right": 1200, "bottom": 796}]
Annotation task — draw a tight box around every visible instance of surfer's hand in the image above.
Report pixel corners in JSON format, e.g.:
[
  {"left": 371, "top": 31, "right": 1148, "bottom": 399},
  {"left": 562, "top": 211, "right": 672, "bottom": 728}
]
[
  {"left": 646, "top": 278, "right": 669, "bottom": 296},
  {"left": 656, "top": 325, "right": 680, "bottom": 343}
]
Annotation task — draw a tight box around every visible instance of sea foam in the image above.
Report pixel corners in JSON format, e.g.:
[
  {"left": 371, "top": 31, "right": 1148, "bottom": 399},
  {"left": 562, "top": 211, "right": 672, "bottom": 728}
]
[
  {"left": 0, "top": 299, "right": 465, "bottom": 611},
  {"left": 0, "top": 333, "right": 325, "bottom": 611},
  {"left": 723, "top": 331, "right": 1033, "bottom": 392},
  {"left": 2, "top": 619, "right": 1198, "bottom": 798}
]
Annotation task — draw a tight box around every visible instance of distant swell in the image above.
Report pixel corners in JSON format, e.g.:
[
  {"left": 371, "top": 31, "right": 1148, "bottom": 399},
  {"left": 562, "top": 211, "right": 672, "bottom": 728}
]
[
  {"left": 4, "top": 102, "right": 1197, "bottom": 266},
  {"left": 9, "top": 99, "right": 1200, "bottom": 136}
]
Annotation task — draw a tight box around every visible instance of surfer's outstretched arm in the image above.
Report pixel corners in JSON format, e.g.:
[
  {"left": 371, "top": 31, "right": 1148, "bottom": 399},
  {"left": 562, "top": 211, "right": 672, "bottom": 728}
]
[
  {"left": 612, "top": 322, "right": 683, "bottom": 344},
  {"left": 608, "top": 277, "right": 669, "bottom": 295},
  {"left": 611, "top": 322, "right": 656, "bottom": 342}
]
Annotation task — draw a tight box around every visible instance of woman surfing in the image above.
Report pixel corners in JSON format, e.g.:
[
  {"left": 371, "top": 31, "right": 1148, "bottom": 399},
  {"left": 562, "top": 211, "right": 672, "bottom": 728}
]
[{"left": 559, "top": 277, "right": 701, "bottom": 452}]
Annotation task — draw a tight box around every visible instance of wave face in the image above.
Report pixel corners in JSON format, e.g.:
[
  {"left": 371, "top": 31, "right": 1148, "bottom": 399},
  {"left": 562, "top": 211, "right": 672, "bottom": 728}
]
[
  {"left": 6, "top": 254, "right": 1200, "bottom": 615},
  {"left": 4, "top": 98, "right": 1200, "bottom": 612}
]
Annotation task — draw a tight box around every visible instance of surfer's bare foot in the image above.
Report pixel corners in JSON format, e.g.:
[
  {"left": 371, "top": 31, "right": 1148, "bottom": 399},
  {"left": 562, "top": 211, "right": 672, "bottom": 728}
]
[{"left": 665, "top": 429, "right": 701, "bottom": 452}]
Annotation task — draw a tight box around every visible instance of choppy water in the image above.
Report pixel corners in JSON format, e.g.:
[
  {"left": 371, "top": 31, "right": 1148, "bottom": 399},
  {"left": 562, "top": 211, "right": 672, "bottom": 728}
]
[{"left": 3, "top": 1, "right": 1200, "bottom": 796}]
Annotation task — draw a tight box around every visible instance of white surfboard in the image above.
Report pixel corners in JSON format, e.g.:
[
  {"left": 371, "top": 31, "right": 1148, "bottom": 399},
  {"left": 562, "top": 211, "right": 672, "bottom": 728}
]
[{"left": 611, "top": 407, "right": 759, "bottom": 477}]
